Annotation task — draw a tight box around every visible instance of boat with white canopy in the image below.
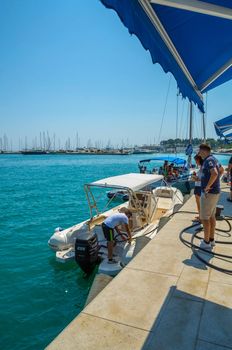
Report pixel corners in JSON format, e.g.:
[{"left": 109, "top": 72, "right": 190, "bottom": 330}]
[{"left": 48, "top": 173, "right": 183, "bottom": 276}]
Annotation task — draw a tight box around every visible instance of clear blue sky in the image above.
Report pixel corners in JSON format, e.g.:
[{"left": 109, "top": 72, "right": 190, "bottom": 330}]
[{"left": 0, "top": 0, "right": 231, "bottom": 150}]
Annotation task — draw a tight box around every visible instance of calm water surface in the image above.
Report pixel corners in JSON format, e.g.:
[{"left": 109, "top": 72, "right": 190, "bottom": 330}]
[{"left": 0, "top": 153, "right": 229, "bottom": 349}]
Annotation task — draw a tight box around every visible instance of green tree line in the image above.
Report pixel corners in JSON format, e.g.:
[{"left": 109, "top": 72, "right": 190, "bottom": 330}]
[{"left": 160, "top": 138, "right": 231, "bottom": 149}]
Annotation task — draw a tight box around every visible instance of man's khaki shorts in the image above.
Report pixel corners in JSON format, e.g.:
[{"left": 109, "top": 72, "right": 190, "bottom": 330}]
[{"left": 200, "top": 193, "right": 220, "bottom": 220}]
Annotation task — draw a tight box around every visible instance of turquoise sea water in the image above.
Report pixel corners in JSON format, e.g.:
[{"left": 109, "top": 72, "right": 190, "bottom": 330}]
[{"left": 0, "top": 153, "right": 230, "bottom": 350}]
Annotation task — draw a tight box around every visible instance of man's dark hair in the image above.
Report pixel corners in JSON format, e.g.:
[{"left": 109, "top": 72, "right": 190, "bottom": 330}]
[
  {"left": 194, "top": 154, "right": 203, "bottom": 165},
  {"left": 199, "top": 143, "right": 211, "bottom": 152}
]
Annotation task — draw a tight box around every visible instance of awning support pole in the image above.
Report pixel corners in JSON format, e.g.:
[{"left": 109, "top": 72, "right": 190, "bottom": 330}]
[{"left": 188, "top": 102, "right": 193, "bottom": 168}]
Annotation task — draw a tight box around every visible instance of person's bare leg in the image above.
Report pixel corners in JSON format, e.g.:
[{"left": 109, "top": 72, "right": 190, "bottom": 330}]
[
  {"left": 195, "top": 195, "right": 200, "bottom": 217},
  {"left": 202, "top": 219, "right": 210, "bottom": 242},
  {"left": 209, "top": 215, "right": 216, "bottom": 240},
  {"left": 107, "top": 241, "right": 114, "bottom": 260}
]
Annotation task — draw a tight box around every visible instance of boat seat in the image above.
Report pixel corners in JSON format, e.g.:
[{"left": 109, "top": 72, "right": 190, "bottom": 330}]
[
  {"left": 130, "top": 212, "right": 142, "bottom": 230},
  {"left": 87, "top": 215, "right": 107, "bottom": 230},
  {"left": 154, "top": 188, "right": 173, "bottom": 198},
  {"left": 156, "top": 197, "right": 172, "bottom": 209},
  {"left": 153, "top": 208, "right": 168, "bottom": 220}
]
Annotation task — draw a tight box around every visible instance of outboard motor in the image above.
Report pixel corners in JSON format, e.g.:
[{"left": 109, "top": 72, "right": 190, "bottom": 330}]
[{"left": 75, "top": 231, "right": 99, "bottom": 274}]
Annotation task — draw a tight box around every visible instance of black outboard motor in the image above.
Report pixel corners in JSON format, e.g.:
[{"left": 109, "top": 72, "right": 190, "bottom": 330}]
[{"left": 75, "top": 231, "right": 99, "bottom": 274}]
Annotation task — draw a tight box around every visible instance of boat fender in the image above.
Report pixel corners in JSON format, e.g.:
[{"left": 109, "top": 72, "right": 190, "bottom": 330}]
[{"left": 55, "top": 227, "right": 63, "bottom": 232}]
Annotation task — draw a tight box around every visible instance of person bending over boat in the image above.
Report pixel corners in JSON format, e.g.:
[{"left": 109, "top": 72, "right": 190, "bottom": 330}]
[{"left": 102, "top": 209, "right": 132, "bottom": 264}]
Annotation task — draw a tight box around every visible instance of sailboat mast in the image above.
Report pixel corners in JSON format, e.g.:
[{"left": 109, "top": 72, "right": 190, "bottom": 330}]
[
  {"left": 187, "top": 102, "right": 193, "bottom": 167},
  {"left": 202, "top": 112, "right": 206, "bottom": 143},
  {"left": 189, "top": 102, "right": 193, "bottom": 144}
]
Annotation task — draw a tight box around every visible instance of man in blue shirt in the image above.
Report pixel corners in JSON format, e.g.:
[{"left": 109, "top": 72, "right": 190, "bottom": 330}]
[{"left": 198, "top": 144, "right": 220, "bottom": 249}]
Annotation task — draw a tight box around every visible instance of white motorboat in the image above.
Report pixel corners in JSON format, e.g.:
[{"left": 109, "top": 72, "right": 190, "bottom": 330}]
[{"left": 48, "top": 173, "right": 183, "bottom": 276}]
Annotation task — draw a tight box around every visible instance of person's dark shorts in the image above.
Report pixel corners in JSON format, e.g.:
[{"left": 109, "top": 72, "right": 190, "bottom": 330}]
[
  {"left": 194, "top": 186, "right": 201, "bottom": 196},
  {"left": 102, "top": 223, "right": 115, "bottom": 242}
]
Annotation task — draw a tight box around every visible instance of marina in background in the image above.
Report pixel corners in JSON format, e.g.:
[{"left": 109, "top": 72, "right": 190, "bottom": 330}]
[{"left": 0, "top": 134, "right": 231, "bottom": 155}]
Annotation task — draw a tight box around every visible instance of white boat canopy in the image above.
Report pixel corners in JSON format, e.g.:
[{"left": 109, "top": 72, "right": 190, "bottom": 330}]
[{"left": 87, "top": 173, "right": 163, "bottom": 191}]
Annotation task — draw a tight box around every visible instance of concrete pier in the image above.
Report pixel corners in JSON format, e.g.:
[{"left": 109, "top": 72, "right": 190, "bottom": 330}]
[{"left": 46, "top": 185, "right": 232, "bottom": 350}]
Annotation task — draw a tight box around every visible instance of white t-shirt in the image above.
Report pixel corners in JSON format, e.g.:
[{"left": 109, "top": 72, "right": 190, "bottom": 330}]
[
  {"left": 195, "top": 168, "right": 202, "bottom": 187},
  {"left": 104, "top": 213, "right": 128, "bottom": 228}
]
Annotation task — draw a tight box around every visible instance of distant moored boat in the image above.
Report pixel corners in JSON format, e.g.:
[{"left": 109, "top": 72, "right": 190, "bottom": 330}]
[{"left": 21, "top": 150, "right": 48, "bottom": 155}]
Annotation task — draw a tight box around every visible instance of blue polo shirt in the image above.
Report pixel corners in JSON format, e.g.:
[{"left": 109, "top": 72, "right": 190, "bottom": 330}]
[{"left": 201, "top": 155, "right": 220, "bottom": 194}]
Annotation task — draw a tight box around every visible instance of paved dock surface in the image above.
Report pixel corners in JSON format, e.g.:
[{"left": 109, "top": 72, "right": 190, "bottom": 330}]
[{"left": 46, "top": 185, "right": 232, "bottom": 350}]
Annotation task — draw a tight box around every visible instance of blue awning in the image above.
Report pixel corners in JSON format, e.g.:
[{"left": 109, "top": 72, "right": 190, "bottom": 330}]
[
  {"left": 214, "top": 114, "right": 232, "bottom": 142},
  {"left": 100, "top": 0, "right": 232, "bottom": 112},
  {"left": 139, "top": 156, "right": 186, "bottom": 165},
  {"left": 225, "top": 133, "right": 232, "bottom": 142}
]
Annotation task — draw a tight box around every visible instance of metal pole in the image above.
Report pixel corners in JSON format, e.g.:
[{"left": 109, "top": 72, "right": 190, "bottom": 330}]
[
  {"left": 188, "top": 102, "right": 193, "bottom": 167},
  {"left": 202, "top": 112, "right": 206, "bottom": 143}
]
